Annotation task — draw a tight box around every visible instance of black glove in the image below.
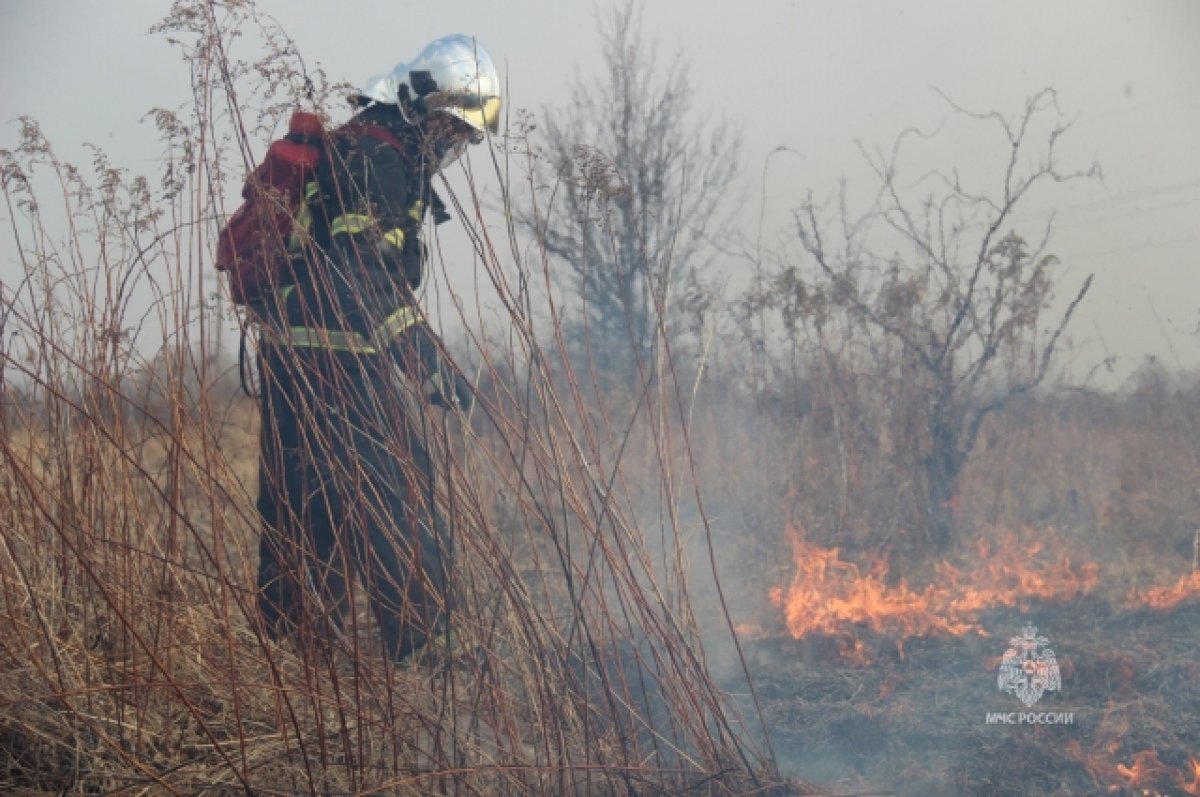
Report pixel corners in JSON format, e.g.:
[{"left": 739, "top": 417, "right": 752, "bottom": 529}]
[{"left": 422, "top": 367, "right": 473, "bottom": 413}]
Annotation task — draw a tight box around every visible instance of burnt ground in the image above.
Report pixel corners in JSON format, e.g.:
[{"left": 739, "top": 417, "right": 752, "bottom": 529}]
[{"left": 736, "top": 597, "right": 1200, "bottom": 797}]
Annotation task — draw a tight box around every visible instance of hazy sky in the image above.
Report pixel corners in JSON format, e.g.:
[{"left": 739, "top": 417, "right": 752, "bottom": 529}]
[{"left": 3, "top": 0, "right": 1199, "bottom": 385}]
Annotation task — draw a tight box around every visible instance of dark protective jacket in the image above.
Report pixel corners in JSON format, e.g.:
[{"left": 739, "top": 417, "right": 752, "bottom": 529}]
[{"left": 254, "top": 103, "right": 465, "bottom": 661}]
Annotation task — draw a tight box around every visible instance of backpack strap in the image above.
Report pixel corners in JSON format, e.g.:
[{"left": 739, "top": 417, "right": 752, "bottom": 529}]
[{"left": 351, "top": 122, "right": 405, "bottom": 151}]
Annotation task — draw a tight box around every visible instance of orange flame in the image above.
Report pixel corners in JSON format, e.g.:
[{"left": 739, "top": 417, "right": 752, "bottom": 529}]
[
  {"left": 1068, "top": 743, "right": 1200, "bottom": 794},
  {"left": 1116, "top": 750, "right": 1170, "bottom": 786},
  {"left": 770, "top": 523, "right": 1099, "bottom": 643},
  {"left": 1129, "top": 571, "right": 1200, "bottom": 610},
  {"left": 1066, "top": 740, "right": 1120, "bottom": 787},
  {"left": 1185, "top": 756, "right": 1200, "bottom": 796}
]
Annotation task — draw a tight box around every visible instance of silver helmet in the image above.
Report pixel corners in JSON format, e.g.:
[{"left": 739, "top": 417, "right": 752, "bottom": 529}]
[{"left": 361, "top": 35, "right": 502, "bottom": 143}]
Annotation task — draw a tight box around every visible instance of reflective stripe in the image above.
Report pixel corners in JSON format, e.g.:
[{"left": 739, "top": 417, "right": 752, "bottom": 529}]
[
  {"left": 330, "top": 199, "right": 423, "bottom": 242},
  {"left": 276, "top": 306, "right": 422, "bottom": 354},
  {"left": 328, "top": 195, "right": 422, "bottom": 242},
  {"left": 330, "top": 213, "right": 373, "bottom": 236},
  {"left": 383, "top": 227, "right": 406, "bottom": 249},
  {"left": 284, "top": 326, "right": 376, "bottom": 353},
  {"left": 373, "top": 306, "right": 421, "bottom": 342}
]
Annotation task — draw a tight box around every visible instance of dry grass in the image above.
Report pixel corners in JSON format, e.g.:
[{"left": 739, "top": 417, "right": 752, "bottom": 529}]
[{"left": 0, "top": 4, "right": 796, "bottom": 795}]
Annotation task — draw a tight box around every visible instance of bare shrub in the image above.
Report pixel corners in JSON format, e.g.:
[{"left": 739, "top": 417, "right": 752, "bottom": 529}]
[
  {"left": 524, "top": 0, "right": 741, "bottom": 380},
  {"left": 737, "top": 89, "right": 1100, "bottom": 557}
]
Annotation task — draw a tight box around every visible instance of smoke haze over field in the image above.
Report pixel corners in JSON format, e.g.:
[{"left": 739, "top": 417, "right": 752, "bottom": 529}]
[{"left": 3, "top": 0, "right": 1199, "bottom": 385}]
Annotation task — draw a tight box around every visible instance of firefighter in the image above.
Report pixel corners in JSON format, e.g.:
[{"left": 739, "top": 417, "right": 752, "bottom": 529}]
[{"left": 254, "top": 35, "right": 501, "bottom": 664}]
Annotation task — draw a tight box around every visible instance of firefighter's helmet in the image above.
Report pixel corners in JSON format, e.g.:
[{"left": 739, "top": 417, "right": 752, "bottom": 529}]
[{"left": 361, "top": 35, "right": 502, "bottom": 145}]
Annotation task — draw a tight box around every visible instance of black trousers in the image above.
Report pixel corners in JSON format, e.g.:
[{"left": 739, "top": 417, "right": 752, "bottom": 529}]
[{"left": 254, "top": 345, "right": 448, "bottom": 661}]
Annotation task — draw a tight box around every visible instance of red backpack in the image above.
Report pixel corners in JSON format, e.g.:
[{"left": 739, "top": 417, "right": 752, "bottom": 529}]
[
  {"left": 216, "top": 111, "right": 325, "bottom": 306},
  {"left": 216, "top": 110, "right": 411, "bottom": 306}
]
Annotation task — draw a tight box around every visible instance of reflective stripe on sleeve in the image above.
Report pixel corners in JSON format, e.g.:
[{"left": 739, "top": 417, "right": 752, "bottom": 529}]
[
  {"left": 331, "top": 199, "right": 422, "bottom": 243},
  {"left": 382, "top": 227, "right": 406, "bottom": 249},
  {"left": 329, "top": 213, "right": 374, "bottom": 237}
]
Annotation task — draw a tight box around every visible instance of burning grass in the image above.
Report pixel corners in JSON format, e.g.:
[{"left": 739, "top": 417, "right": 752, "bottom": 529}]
[
  {"left": 691, "top": 367, "right": 1200, "bottom": 794},
  {"left": 743, "top": 593, "right": 1200, "bottom": 796},
  {"left": 730, "top": 512, "right": 1200, "bottom": 795},
  {"left": 1130, "top": 570, "right": 1200, "bottom": 612},
  {"left": 768, "top": 523, "right": 1100, "bottom": 644}
]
